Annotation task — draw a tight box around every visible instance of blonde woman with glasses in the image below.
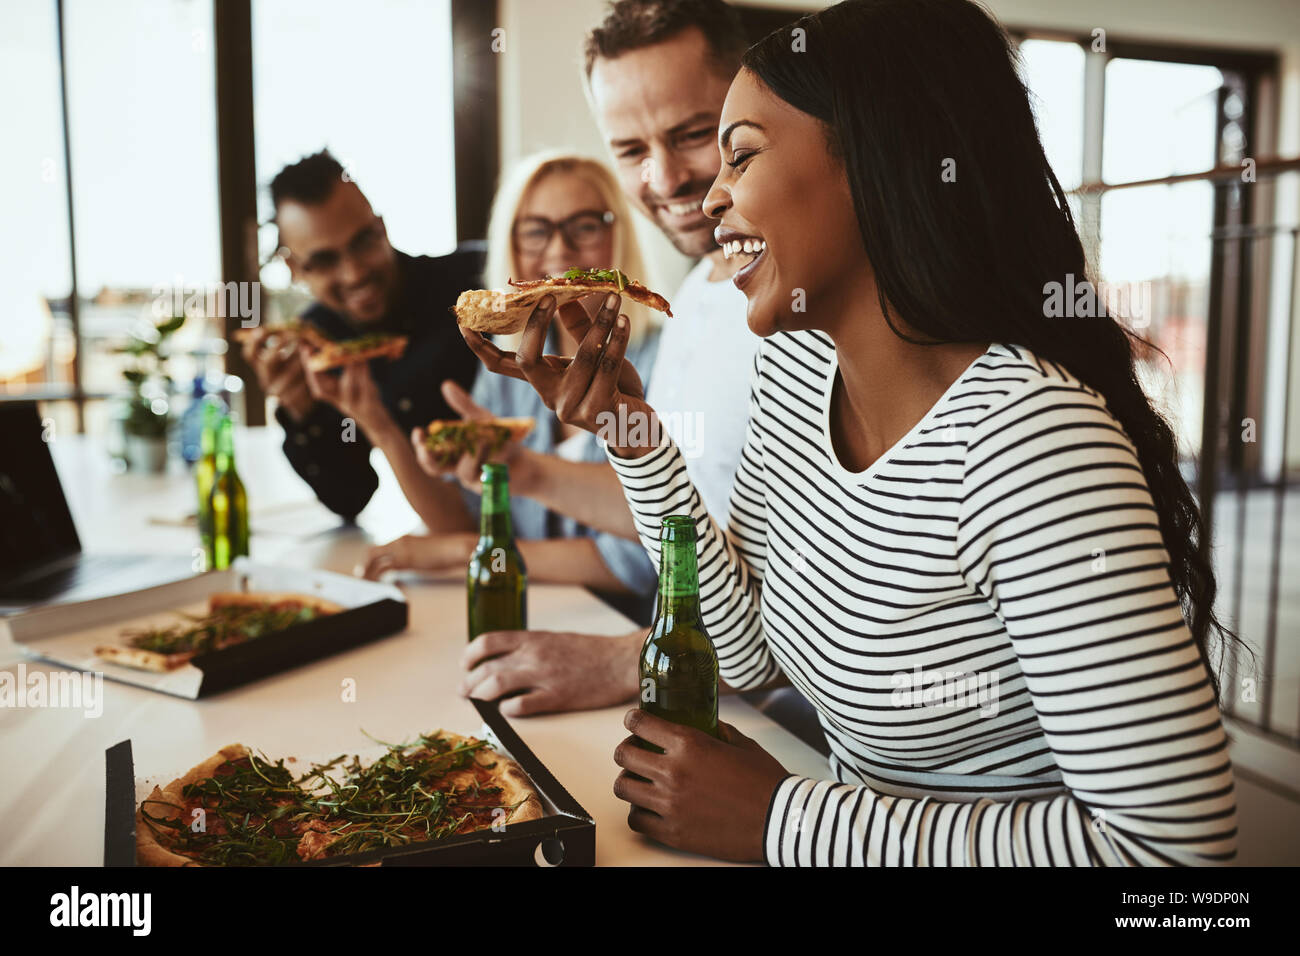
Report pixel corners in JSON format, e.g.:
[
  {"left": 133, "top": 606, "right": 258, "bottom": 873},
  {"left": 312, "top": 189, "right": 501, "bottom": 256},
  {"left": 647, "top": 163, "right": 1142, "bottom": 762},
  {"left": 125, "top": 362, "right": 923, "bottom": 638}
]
[{"left": 362, "top": 152, "right": 664, "bottom": 628}]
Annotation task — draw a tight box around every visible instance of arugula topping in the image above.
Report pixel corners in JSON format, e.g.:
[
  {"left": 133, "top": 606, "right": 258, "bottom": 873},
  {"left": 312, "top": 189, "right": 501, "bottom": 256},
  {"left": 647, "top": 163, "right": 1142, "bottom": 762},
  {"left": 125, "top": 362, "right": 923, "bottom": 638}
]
[
  {"left": 335, "top": 333, "right": 397, "bottom": 352},
  {"left": 423, "top": 422, "right": 513, "bottom": 467},
  {"left": 139, "top": 731, "right": 528, "bottom": 866},
  {"left": 124, "top": 604, "right": 323, "bottom": 656},
  {"left": 562, "top": 267, "right": 628, "bottom": 291}
]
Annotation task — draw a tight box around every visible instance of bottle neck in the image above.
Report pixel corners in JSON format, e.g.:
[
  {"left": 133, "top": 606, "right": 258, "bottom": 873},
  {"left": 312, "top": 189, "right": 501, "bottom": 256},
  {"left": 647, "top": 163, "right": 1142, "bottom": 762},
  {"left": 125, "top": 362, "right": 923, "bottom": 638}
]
[
  {"left": 655, "top": 537, "right": 701, "bottom": 622},
  {"left": 215, "top": 424, "right": 235, "bottom": 474},
  {"left": 479, "top": 479, "right": 514, "bottom": 541},
  {"left": 200, "top": 406, "right": 219, "bottom": 456}
]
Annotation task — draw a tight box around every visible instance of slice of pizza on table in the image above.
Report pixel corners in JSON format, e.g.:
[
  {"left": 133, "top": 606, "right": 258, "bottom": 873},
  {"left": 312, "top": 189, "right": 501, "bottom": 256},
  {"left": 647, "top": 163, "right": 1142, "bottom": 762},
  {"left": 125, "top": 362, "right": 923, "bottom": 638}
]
[{"left": 94, "top": 591, "right": 343, "bottom": 674}]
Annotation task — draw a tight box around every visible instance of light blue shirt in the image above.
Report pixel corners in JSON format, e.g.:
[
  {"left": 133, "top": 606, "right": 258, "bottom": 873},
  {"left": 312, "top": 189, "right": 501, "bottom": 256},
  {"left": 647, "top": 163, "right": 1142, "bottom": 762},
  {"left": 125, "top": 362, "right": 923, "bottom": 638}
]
[{"left": 459, "top": 325, "right": 661, "bottom": 600}]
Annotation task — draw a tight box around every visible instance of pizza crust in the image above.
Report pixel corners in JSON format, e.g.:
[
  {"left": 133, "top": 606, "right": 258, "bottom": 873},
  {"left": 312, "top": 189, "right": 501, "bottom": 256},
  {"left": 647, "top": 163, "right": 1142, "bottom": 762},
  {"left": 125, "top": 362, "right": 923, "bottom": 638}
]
[
  {"left": 208, "top": 592, "right": 345, "bottom": 615},
  {"left": 136, "top": 744, "right": 250, "bottom": 867},
  {"left": 423, "top": 417, "right": 535, "bottom": 439},
  {"left": 94, "top": 591, "right": 345, "bottom": 673},
  {"left": 233, "top": 322, "right": 330, "bottom": 349},
  {"left": 437, "top": 732, "right": 546, "bottom": 826},
  {"left": 304, "top": 335, "right": 408, "bottom": 372},
  {"left": 94, "top": 644, "right": 193, "bottom": 673}
]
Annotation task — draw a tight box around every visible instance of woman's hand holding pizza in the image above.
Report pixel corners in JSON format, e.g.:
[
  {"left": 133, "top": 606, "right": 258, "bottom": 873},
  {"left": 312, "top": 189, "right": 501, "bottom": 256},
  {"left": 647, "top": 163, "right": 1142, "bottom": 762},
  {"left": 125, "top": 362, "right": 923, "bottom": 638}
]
[
  {"left": 612, "top": 710, "right": 791, "bottom": 862},
  {"left": 459, "top": 292, "right": 661, "bottom": 460}
]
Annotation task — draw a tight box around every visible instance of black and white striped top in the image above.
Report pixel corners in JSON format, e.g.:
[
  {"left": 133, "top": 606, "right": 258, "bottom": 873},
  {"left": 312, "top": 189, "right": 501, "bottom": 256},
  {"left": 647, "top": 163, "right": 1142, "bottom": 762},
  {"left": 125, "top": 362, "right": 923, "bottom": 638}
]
[{"left": 607, "top": 331, "right": 1238, "bottom": 866}]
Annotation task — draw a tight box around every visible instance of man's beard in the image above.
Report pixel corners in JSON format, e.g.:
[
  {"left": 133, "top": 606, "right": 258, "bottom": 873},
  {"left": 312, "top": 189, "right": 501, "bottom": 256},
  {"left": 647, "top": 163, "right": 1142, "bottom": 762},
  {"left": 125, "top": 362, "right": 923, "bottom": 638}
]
[
  {"left": 662, "top": 221, "right": 720, "bottom": 258},
  {"left": 644, "top": 182, "right": 721, "bottom": 259}
]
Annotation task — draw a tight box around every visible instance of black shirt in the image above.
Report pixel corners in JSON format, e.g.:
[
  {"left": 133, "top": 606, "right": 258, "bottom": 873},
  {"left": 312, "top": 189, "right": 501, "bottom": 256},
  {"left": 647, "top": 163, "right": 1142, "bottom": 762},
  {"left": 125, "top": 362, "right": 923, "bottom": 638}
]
[{"left": 275, "top": 245, "right": 483, "bottom": 519}]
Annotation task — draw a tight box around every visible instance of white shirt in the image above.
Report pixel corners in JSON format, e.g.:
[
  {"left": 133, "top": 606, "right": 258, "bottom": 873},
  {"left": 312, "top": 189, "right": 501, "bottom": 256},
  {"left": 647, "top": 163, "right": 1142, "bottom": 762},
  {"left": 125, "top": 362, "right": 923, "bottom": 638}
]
[
  {"left": 644, "top": 257, "right": 756, "bottom": 523},
  {"left": 552, "top": 429, "right": 588, "bottom": 462}
]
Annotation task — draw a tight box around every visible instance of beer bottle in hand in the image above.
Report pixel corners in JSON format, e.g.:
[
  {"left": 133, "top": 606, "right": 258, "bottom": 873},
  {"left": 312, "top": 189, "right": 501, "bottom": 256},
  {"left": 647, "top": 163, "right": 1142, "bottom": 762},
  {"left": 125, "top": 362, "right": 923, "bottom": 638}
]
[
  {"left": 636, "top": 515, "right": 719, "bottom": 753},
  {"left": 208, "top": 415, "right": 249, "bottom": 569},
  {"left": 467, "top": 462, "right": 527, "bottom": 641}
]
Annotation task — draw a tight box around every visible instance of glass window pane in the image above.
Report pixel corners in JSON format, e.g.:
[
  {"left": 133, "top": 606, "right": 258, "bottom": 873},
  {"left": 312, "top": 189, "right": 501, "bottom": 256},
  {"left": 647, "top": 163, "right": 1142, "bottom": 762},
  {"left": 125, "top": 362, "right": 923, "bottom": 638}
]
[
  {"left": 1099, "top": 59, "right": 1225, "bottom": 463},
  {"left": 1099, "top": 182, "right": 1215, "bottom": 459},
  {"left": 0, "top": 1, "right": 73, "bottom": 395},
  {"left": 249, "top": 0, "right": 458, "bottom": 433},
  {"left": 62, "top": 0, "right": 222, "bottom": 408},
  {"left": 1102, "top": 58, "right": 1222, "bottom": 183},
  {"left": 252, "top": 0, "right": 457, "bottom": 319},
  {"left": 1018, "top": 38, "right": 1086, "bottom": 192}
]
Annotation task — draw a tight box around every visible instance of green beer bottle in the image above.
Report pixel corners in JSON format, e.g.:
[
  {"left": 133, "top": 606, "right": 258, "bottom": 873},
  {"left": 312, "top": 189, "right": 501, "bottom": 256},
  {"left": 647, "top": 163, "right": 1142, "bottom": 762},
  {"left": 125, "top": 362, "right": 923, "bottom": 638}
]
[
  {"left": 195, "top": 400, "right": 221, "bottom": 567},
  {"left": 466, "top": 463, "right": 526, "bottom": 641},
  {"left": 207, "top": 415, "right": 249, "bottom": 570},
  {"left": 636, "top": 515, "right": 719, "bottom": 753}
]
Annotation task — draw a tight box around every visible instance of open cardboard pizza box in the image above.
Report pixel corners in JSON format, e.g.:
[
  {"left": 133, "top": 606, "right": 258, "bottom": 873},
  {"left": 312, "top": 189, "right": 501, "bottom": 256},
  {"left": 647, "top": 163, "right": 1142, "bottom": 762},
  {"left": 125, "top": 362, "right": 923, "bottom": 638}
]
[
  {"left": 2, "top": 558, "right": 407, "bottom": 698},
  {"left": 104, "top": 698, "right": 596, "bottom": 867}
]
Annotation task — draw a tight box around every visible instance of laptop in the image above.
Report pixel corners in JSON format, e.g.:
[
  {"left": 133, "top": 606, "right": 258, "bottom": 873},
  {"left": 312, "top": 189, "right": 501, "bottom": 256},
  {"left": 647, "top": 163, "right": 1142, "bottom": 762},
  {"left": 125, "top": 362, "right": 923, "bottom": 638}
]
[{"left": 0, "top": 402, "right": 193, "bottom": 612}]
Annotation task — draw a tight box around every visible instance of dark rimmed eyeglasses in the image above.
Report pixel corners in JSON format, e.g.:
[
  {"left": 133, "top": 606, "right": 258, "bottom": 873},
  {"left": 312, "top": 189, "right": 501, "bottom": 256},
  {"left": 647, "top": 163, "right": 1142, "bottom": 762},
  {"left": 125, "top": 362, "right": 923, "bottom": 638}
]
[
  {"left": 512, "top": 209, "right": 615, "bottom": 254},
  {"left": 281, "top": 217, "right": 387, "bottom": 275}
]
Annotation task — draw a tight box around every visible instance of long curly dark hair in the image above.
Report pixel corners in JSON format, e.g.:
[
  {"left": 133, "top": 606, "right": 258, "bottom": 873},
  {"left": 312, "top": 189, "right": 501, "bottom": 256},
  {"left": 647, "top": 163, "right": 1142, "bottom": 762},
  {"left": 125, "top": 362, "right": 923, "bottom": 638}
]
[{"left": 743, "top": 0, "right": 1250, "bottom": 701}]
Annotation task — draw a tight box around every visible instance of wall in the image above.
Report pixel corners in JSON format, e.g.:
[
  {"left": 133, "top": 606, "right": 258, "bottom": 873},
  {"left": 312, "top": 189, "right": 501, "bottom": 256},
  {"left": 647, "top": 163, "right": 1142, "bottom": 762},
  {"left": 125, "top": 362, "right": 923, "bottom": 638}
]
[{"left": 495, "top": 0, "right": 693, "bottom": 290}]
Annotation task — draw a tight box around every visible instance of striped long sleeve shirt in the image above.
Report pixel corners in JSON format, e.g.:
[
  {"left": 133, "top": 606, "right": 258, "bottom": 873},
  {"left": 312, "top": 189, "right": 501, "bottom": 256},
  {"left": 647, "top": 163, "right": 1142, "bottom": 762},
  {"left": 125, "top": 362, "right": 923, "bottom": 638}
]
[{"left": 606, "top": 331, "right": 1238, "bottom": 866}]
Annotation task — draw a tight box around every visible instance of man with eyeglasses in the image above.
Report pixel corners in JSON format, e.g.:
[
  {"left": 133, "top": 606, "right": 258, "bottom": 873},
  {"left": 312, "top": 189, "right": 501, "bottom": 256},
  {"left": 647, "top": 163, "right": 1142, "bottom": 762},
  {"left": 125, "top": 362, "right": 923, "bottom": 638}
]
[{"left": 240, "top": 149, "right": 482, "bottom": 522}]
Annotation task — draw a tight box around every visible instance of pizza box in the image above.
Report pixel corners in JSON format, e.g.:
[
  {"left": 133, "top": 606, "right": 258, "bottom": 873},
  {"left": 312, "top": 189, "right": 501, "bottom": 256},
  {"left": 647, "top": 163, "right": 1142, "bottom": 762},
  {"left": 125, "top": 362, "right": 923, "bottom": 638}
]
[
  {"left": 104, "top": 697, "right": 596, "bottom": 867},
  {"left": 2, "top": 558, "right": 407, "bottom": 698}
]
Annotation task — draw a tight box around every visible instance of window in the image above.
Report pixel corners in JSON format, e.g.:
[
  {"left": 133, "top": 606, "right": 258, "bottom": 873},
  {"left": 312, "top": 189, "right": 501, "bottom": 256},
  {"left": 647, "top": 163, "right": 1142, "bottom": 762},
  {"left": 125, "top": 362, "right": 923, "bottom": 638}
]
[
  {"left": 0, "top": 0, "right": 221, "bottom": 439},
  {"left": 1018, "top": 38, "right": 1085, "bottom": 193},
  {"left": 1013, "top": 33, "right": 1272, "bottom": 467},
  {"left": 2, "top": 0, "right": 464, "bottom": 435},
  {"left": 63, "top": 0, "right": 221, "bottom": 432},
  {"left": 0, "top": 0, "right": 73, "bottom": 400},
  {"left": 1098, "top": 59, "right": 1224, "bottom": 458},
  {"left": 253, "top": 0, "right": 457, "bottom": 325}
]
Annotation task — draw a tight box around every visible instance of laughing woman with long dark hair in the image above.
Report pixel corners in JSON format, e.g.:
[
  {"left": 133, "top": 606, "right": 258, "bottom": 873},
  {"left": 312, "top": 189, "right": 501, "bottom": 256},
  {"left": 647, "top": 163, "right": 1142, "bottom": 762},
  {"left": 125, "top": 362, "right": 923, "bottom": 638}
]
[{"left": 462, "top": 0, "right": 1244, "bottom": 865}]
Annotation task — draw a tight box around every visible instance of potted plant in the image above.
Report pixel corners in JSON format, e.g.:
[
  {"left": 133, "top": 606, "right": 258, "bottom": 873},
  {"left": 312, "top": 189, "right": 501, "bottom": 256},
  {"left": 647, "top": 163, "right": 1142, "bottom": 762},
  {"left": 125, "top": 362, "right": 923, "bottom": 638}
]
[{"left": 118, "top": 313, "right": 184, "bottom": 472}]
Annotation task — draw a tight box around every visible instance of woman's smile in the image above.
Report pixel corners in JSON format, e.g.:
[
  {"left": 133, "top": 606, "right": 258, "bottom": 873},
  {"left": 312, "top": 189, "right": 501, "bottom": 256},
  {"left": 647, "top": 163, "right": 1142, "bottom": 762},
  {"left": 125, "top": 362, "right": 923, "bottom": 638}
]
[{"left": 715, "top": 226, "right": 768, "bottom": 291}]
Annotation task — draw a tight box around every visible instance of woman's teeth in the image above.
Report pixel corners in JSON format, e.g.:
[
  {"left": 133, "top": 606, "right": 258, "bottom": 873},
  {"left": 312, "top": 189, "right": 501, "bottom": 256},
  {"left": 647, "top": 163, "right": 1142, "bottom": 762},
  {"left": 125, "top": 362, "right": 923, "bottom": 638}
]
[{"left": 722, "top": 238, "right": 767, "bottom": 260}]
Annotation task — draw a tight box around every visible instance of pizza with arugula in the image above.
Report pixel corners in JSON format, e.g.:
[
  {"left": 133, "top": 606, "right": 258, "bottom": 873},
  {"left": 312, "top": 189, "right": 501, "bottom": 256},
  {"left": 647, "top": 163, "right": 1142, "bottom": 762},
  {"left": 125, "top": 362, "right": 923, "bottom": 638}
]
[
  {"left": 136, "top": 730, "right": 545, "bottom": 866},
  {"left": 94, "top": 592, "right": 344, "bottom": 673}
]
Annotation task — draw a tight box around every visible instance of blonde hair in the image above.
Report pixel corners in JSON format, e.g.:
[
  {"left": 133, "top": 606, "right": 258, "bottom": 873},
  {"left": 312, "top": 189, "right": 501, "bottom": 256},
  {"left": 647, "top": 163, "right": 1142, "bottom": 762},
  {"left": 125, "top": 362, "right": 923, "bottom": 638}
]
[{"left": 485, "top": 150, "right": 658, "bottom": 348}]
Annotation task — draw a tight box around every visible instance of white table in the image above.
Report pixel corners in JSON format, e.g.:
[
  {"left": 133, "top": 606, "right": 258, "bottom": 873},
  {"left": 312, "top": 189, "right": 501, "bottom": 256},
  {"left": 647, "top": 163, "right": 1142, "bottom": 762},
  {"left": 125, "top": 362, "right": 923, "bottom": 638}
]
[{"left": 0, "top": 427, "right": 832, "bottom": 866}]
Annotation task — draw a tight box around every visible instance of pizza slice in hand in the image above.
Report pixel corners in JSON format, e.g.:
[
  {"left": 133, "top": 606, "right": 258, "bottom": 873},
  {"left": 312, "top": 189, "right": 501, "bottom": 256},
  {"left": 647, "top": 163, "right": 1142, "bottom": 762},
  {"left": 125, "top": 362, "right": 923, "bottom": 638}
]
[
  {"left": 422, "top": 417, "right": 536, "bottom": 468},
  {"left": 454, "top": 267, "right": 672, "bottom": 335}
]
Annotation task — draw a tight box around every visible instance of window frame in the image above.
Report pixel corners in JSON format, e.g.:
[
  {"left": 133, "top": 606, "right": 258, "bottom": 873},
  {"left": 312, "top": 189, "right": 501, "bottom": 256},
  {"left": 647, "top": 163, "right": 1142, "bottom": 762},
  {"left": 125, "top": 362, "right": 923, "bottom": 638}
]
[{"left": 6, "top": 0, "right": 496, "bottom": 432}]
